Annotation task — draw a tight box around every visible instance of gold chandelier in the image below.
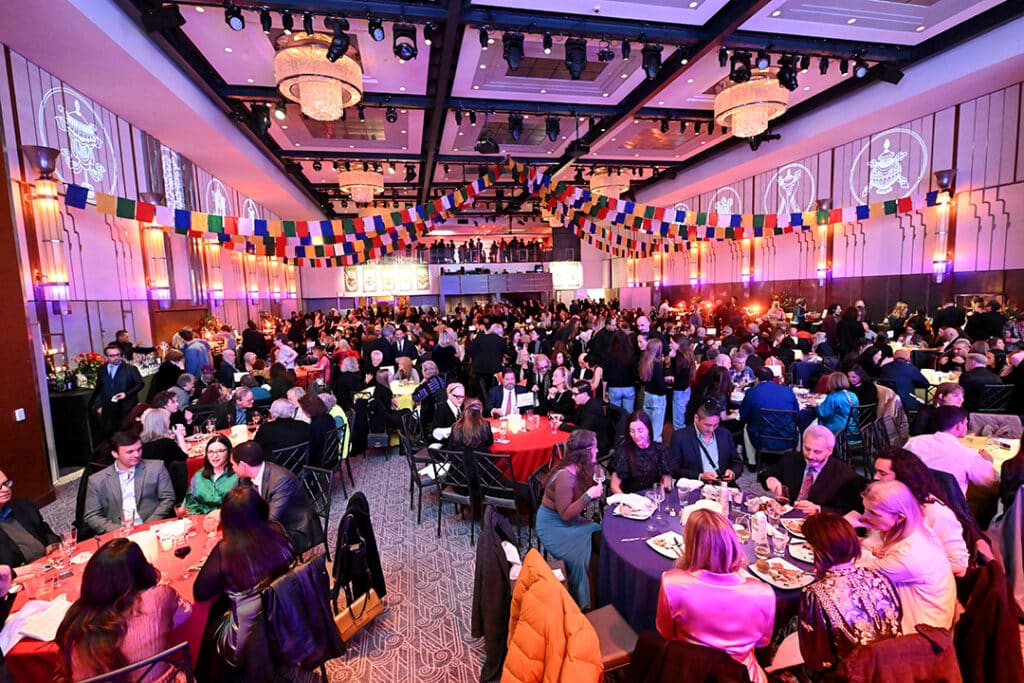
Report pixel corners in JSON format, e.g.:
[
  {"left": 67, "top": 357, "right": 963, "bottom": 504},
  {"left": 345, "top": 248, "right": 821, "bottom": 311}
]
[
  {"left": 274, "top": 33, "right": 362, "bottom": 122},
  {"left": 589, "top": 169, "right": 626, "bottom": 198},
  {"left": 337, "top": 169, "right": 384, "bottom": 204},
  {"left": 713, "top": 71, "right": 788, "bottom": 139}
]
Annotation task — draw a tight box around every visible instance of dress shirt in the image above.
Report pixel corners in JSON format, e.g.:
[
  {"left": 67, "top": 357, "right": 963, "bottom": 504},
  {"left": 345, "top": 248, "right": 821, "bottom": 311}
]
[
  {"left": 695, "top": 431, "right": 720, "bottom": 471},
  {"left": 276, "top": 345, "right": 298, "bottom": 370},
  {"left": 502, "top": 388, "right": 516, "bottom": 416},
  {"left": 108, "top": 364, "right": 118, "bottom": 380},
  {"left": 117, "top": 465, "right": 141, "bottom": 524},
  {"left": 251, "top": 462, "right": 266, "bottom": 497},
  {"left": 903, "top": 431, "right": 998, "bottom": 495},
  {"left": 235, "top": 406, "right": 247, "bottom": 426}
]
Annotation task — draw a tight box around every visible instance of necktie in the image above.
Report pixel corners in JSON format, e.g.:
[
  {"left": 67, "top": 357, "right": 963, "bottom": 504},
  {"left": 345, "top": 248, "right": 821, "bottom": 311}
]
[
  {"left": 504, "top": 390, "right": 514, "bottom": 416},
  {"left": 109, "top": 365, "right": 116, "bottom": 379},
  {"left": 798, "top": 467, "right": 816, "bottom": 501}
]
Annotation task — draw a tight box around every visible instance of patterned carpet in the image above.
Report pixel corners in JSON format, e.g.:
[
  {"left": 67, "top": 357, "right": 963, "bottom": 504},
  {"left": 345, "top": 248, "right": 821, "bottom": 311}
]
[{"left": 41, "top": 453, "right": 490, "bottom": 682}]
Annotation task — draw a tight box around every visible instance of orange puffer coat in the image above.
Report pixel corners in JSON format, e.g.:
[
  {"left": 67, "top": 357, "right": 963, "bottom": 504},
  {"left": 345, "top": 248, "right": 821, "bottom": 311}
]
[{"left": 501, "top": 549, "right": 603, "bottom": 683}]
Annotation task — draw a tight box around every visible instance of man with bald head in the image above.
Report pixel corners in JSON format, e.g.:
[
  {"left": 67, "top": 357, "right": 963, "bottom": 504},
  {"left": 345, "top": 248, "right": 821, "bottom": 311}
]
[
  {"left": 215, "top": 348, "right": 239, "bottom": 389},
  {"left": 959, "top": 352, "right": 1002, "bottom": 412},
  {"left": 758, "top": 425, "right": 864, "bottom": 515},
  {"left": 878, "top": 347, "right": 929, "bottom": 409}
]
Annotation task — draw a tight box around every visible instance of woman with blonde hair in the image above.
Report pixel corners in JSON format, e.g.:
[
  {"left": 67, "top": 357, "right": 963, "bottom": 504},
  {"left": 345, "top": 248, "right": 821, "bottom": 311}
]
[
  {"left": 656, "top": 509, "right": 775, "bottom": 683},
  {"left": 639, "top": 338, "right": 668, "bottom": 443},
  {"left": 858, "top": 480, "right": 956, "bottom": 632}
]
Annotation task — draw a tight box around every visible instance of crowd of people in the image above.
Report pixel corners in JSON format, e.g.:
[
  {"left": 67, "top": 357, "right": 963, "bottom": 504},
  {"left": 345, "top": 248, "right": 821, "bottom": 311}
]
[
  {"left": 413, "top": 237, "right": 549, "bottom": 264},
  {"left": 6, "top": 291, "right": 1023, "bottom": 681}
]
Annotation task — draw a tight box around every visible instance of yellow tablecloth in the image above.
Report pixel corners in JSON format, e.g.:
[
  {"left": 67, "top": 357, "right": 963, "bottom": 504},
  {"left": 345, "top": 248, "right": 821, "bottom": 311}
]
[{"left": 957, "top": 435, "right": 1019, "bottom": 473}]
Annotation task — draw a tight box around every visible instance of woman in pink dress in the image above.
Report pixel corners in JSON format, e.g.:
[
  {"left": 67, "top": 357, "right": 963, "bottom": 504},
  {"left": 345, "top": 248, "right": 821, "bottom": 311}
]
[{"left": 656, "top": 509, "right": 776, "bottom": 683}]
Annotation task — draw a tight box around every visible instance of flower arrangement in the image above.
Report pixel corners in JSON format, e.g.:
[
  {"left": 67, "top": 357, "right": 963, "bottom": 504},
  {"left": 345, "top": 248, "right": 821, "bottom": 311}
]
[
  {"left": 73, "top": 352, "right": 106, "bottom": 389},
  {"left": 198, "top": 312, "right": 222, "bottom": 336}
]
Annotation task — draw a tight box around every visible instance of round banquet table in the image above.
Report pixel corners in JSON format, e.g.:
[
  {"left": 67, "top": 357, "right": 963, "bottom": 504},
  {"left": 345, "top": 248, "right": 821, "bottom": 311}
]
[
  {"left": 596, "top": 488, "right": 812, "bottom": 635},
  {"left": 486, "top": 416, "right": 569, "bottom": 482},
  {"left": 5, "top": 517, "right": 214, "bottom": 682}
]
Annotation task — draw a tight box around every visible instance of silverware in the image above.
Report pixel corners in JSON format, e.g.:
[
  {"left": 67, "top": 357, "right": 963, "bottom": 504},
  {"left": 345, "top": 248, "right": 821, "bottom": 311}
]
[{"left": 620, "top": 536, "right": 650, "bottom": 542}]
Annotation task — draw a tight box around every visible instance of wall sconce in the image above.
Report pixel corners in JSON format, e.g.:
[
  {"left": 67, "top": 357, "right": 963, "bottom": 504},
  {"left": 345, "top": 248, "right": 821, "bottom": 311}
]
[
  {"left": 248, "top": 288, "right": 260, "bottom": 303},
  {"left": 932, "top": 170, "right": 956, "bottom": 282},
  {"left": 209, "top": 288, "right": 224, "bottom": 301},
  {"left": 740, "top": 270, "right": 751, "bottom": 286},
  {"left": 22, "top": 145, "right": 61, "bottom": 203},
  {"left": 933, "top": 169, "right": 956, "bottom": 200},
  {"left": 816, "top": 265, "right": 830, "bottom": 287}
]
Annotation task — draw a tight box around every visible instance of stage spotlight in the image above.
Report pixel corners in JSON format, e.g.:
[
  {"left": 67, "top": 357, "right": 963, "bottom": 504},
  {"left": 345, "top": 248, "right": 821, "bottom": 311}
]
[
  {"left": 718, "top": 46, "right": 728, "bottom": 67},
  {"left": 503, "top": 33, "right": 525, "bottom": 71},
  {"left": 839, "top": 58, "right": 849, "bottom": 75},
  {"left": 455, "top": 109, "right": 463, "bottom": 125},
  {"left": 224, "top": 5, "right": 244, "bottom": 31},
  {"left": 729, "top": 51, "right": 752, "bottom": 83},
  {"left": 543, "top": 33, "right": 553, "bottom": 54},
  {"left": 325, "top": 19, "right": 351, "bottom": 62},
  {"left": 423, "top": 24, "right": 435, "bottom": 46},
  {"left": 250, "top": 103, "right": 270, "bottom": 135},
  {"left": 755, "top": 50, "right": 770, "bottom": 70},
  {"left": 545, "top": 116, "right": 560, "bottom": 142},
  {"left": 597, "top": 41, "right": 614, "bottom": 63},
  {"left": 642, "top": 44, "right": 663, "bottom": 79},
  {"left": 679, "top": 120, "right": 687, "bottom": 133},
  {"left": 564, "top": 38, "right": 587, "bottom": 80},
  {"left": 281, "top": 10, "right": 293, "bottom": 35},
  {"left": 368, "top": 16, "right": 385, "bottom": 42},
  {"left": 799, "top": 54, "right": 810, "bottom": 72},
  {"left": 302, "top": 12, "right": 314, "bottom": 36},
  {"left": 853, "top": 57, "right": 870, "bottom": 78},
  {"left": 479, "top": 28, "right": 489, "bottom": 50},
  {"left": 358, "top": 105, "right": 366, "bottom": 122},
  {"left": 259, "top": 8, "right": 272, "bottom": 34},
  {"left": 469, "top": 111, "right": 477, "bottom": 126},
  {"left": 660, "top": 119, "right": 669, "bottom": 134},
  {"left": 273, "top": 102, "right": 287, "bottom": 120},
  {"left": 405, "top": 165, "right": 416, "bottom": 182},
  {"left": 508, "top": 114, "right": 524, "bottom": 142},
  {"left": 819, "top": 56, "right": 830, "bottom": 75},
  {"left": 777, "top": 54, "right": 799, "bottom": 91},
  {"left": 312, "top": 160, "right": 322, "bottom": 172},
  {"left": 385, "top": 106, "right": 398, "bottom": 123},
  {"left": 621, "top": 38, "right": 631, "bottom": 60},
  {"left": 393, "top": 24, "right": 418, "bottom": 61}
]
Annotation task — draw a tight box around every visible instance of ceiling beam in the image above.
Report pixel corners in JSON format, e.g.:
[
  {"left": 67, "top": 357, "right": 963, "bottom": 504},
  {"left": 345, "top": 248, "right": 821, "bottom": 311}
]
[
  {"left": 416, "top": 0, "right": 464, "bottom": 205},
  {"left": 177, "top": 1, "right": 449, "bottom": 22}
]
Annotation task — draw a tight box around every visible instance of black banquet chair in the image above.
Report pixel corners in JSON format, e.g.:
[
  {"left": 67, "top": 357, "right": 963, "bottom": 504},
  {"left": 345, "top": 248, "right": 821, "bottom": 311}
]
[{"left": 77, "top": 642, "right": 194, "bottom": 683}]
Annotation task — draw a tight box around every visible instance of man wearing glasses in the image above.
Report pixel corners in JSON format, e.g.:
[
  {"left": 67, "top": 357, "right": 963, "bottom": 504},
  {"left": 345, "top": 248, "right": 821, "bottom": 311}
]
[
  {"left": 0, "top": 474, "right": 59, "bottom": 568},
  {"left": 431, "top": 383, "right": 466, "bottom": 443},
  {"left": 89, "top": 343, "right": 144, "bottom": 438}
]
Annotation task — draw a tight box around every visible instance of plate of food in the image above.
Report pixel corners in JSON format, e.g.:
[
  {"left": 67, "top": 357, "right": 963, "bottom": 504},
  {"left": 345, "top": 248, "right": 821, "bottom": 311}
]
[
  {"left": 781, "top": 518, "right": 806, "bottom": 538},
  {"left": 647, "top": 531, "right": 684, "bottom": 559},
  {"left": 788, "top": 541, "right": 815, "bottom": 564},
  {"left": 185, "top": 434, "right": 207, "bottom": 443},
  {"left": 748, "top": 557, "right": 815, "bottom": 589},
  {"left": 613, "top": 501, "right": 655, "bottom": 520}
]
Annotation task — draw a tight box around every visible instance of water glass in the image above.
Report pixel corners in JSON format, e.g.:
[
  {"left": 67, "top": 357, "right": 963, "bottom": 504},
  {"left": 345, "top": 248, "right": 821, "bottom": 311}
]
[
  {"left": 754, "top": 543, "right": 771, "bottom": 563},
  {"left": 771, "top": 528, "right": 789, "bottom": 557},
  {"left": 121, "top": 511, "right": 135, "bottom": 537},
  {"left": 734, "top": 515, "right": 752, "bottom": 544},
  {"left": 60, "top": 528, "right": 77, "bottom": 555},
  {"left": 676, "top": 485, "right": 688, "bottom": 507}
]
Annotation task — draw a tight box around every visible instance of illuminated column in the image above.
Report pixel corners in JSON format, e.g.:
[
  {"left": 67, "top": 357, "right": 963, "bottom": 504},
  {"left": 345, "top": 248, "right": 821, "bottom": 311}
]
[
  {"left": 21, "top": 146, "right": 69, "bottom": 313},
  {"left": 139, "top": 192, "right": 170, "bottom": 305},
  {"left": 740, "top": 238, "right": 752, "bottom": 288},
  {"left": 689, "top": 241, "right": 700, "bottom": 287},
  {"left": 816, "top": 198, "right": 832, "bottom": 286},
  {"left": 205, "top": 240, "right": 224, "bottom": 303},
  {"left": 932, "top": 170, "right": 956, "bottom": 283}
]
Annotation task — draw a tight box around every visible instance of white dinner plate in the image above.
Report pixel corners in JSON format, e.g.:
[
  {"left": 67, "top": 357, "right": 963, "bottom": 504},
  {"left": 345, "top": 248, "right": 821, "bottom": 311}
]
[
  {"left": 788, "top": 541, "right": 815, "bottom": 564},
  {"left": 612, "top": 502, "right": 655, "bottom": 521},
  {"left": 647, "top": 531, "right": 684, "bottom": 559},
  {"left": 748, "top": 557, "right": 815, "bottom": 590},
  {"left": 781, "top": 518, "right": 806, "bottom": 538}
]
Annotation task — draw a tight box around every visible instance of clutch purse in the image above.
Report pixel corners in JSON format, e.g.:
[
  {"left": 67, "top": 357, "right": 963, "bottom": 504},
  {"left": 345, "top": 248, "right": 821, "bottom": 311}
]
[{"left": 334, "top": 588, "right": 383, "bottom": 642}]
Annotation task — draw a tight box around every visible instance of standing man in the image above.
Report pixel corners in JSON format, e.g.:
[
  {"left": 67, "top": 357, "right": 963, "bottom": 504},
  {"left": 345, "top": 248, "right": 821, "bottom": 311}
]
[
  {"left": 392, "top": 327, "right": 416, "bottom": 360},
  {"left": 468, "top": 323, "right": 508, "bottom": 397},
  {"left": 216, "top": 348, "right": 240, "bottom": 389},
  {"left": 180, "top": 329, "right": 212, "bottom": 378},
  {"left": 109, "top": 329, "right": 155, "bottom": 362},
  {"left": 90, "top": 343, "right": 144, "bottom": 439}
]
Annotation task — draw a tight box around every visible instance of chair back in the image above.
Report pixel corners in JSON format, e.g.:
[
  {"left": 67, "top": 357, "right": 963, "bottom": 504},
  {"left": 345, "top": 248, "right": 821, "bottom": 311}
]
[
  {"left": 837, "top": 626, "right": 961, "bottom": 683},
  {"left": 76, "top": 643, "right": 195, "bottom": 683},
  {"left": 855, "top": 403, "right": 878, "bottom": 431},
  {"left": 528, "top": 462, "right": 552, "bottom": 518},
  {"left": 475, "top": 451, "right": 517, "bottom": 503},
  {"left": 758, "top": 408, "right": 799, "bottom": 448},
  {"left": 301, "top": 465, "right": 332, "bottom": 523},
  {"left": 977, "top": 384, "right": 1014, "bottom": 413},
  {"left": 436, "top": 449, "right": 474, "bottom": 492},
  {"left": 269, "top": 441, "right": 310, "bottom": 477},
  {"left": 320, "top": 424, "right": 342, "bottom": 470},
  {"left": 968, "top": 413, "right": 1023, "bottom": 438}
]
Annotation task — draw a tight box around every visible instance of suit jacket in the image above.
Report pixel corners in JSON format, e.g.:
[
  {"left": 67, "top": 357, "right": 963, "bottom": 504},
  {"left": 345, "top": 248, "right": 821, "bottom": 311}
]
[
  {"left": 878, "top": 360, "right": 929, "bottom": 409},
  {"left": 561, "top": 398, "right": 607, "bottom": 445},
  {"left": 432, "top": 401, "right": 460, "bottom": 432},
  {"left": 758, "top": 453, "right": 864, "bottom": 514},
  {"left": 215, "top": 398, "right": 252, "bottom": 430},
  {"left": 739, "top": 381, "right": 800, "bottom": 451},
  {"left": 487, "top": 385, "right": 531, "bottom": 415},
  {"left": 241, "top": 328, "right": 268, "bottom": 359},
  {"left": 216, "top": 361, "right": 238, "bottom": 389},
  {"left": 469, "top": 333, "right": 507, "bottom": 377},
  {"left": 959, "top": 367, "right": 1003, "bottom": 412},
  {"left": 147, "top": 361, "right": 183, "bottom": 402},
  {"left": 89, "top": 362, "right": 145, "bottom": 433},
  {"left": 251, "top": 462, "right": 323, "bottom": 556},
  {"left": 933, "top": 305, "right": 966, "bottom": 332},
  {"left": 0, "top": 498, "right": 60, "bottom": 566},
  {"left": 392, "top": 339, "right": 416, "bottom": 359},
  {"left": 254, "top": 418, "right": 311, "bottom": 456},
  {"left": 667, "top": 427, "right": 744, "bottom": 481},
  {"left": 83, "top": 459, "right": 176, "bottom": 534},
  {"left": 364, "top": 337, "right": 395, "bottom": 366}
]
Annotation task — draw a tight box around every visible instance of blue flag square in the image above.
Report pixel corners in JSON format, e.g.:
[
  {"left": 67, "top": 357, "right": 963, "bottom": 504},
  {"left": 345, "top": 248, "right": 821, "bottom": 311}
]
[{"left": 65, "top": 184, "right": 89, "bottom": 209}]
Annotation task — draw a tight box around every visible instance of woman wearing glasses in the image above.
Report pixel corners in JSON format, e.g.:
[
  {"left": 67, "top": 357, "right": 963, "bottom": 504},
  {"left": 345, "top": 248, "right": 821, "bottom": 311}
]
[{"left": 184, "top": 436, "right": 239, "bottom": 515}]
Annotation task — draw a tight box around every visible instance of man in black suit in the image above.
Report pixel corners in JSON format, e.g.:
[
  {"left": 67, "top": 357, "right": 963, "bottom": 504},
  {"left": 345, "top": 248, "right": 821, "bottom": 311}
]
[
  {"left": 525, "top": 355, "right": 553, "bottom": 414},
  {"left": 89, "top": 343, "right": 145, "bottom": 438},
  {"left": 231, "top": 442, "right": 323, "bottom": 556},
  {"left": 965, "top": 300, "right": 1007, "bottom": 342},
  {"left": 933, "top": 302, "right": 966, "bottom": 334},
  {"left": 110, "top": 330, "right": 155, "bottom": 362},
  {"left": 759, "top": 424, "right": 864, "bottom": 515},
  {"left": 878, "top": 349, "right": 930, "bottom": 409},
  {"left": 254, "top": 398, "right": 311, "bottom": 454},
  {"left": 214, "top": 386, "right": 255, "bottom": 429},
  {"left": 667, "top": 402, "right": 744, "bottom": 484},
  {"left": 468, "top": 323, "right": 508, "bottom": 393},
  {"left": 487, "top": 368, "right": 531, "bottom": 417},
  {"left": 392, "top": 327, "right": 416, "bottom": 360},
  {"left": 959, "top": 353, "right": 1003, "bottom": 412},
  {"left": 559, "top": 382, "right": 608, "bottom": 452},
  {"left": 241, "top": 320, "right": 269, "bottom": 360},
  {"left": 215, "top": 348, "right": 239, "bottom": 389},
  {"left": 430, "top": 383, "right": 466, "bottom": 444},
  {"left": 0, "top": 469, "right": 59, "bottom": 567}
]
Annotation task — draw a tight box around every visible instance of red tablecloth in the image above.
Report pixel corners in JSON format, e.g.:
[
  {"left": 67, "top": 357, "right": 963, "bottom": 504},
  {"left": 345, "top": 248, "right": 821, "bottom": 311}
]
[
  {"left": 487, "top": 417, "right": 568, "bottom": 482},
  {"left": 5, "top": 520, "right": 214, "bottom": 682}
]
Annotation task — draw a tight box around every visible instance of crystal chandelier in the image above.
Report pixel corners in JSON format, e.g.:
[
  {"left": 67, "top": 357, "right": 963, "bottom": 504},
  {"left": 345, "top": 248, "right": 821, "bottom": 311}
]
[
  {"left": 589, "top": 169, "right": 626, "bottom": 198},
  {"left": 274, "top": 33, "right": 362, "bottom": 122},
  {"left": 713, "top": 71, "right": 788, "bottom": 139},
  {"left": 337, "top": 169, "right": 384, "bottom": 204}
]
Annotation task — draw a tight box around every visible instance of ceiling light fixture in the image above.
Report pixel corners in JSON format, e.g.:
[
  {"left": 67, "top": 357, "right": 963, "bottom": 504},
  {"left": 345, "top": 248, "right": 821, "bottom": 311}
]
[
  {"left": 776, "top": 54, "right": 799, "bottom": 91},
  {"left": 367, "top": 16, "right": 385, "bottom": 42},
  {"left": 250, "top": 103, "right": 271, "bottom": 135},
  {"left": 393, "top": 24, "right": 418, "bottom": 61},
  {"left": 357, "top": 104, "right": 366, "bottom": 121},
  {"left": 385, "top": 106, "right": 398, "bottom": 123},
  {"left": 508, "top": 113, "right": 523, "bottom": 141},
  {"left": 224, "top": 5, "right": 244, "bottom": 31},
  {"left": 302, "top": 12, "right": 314, "bottom": 36},
  {"left": 574, "top": 166, "right": 585, "bottom": 184},
  {"left": 469, "top": 110, "right": 477, "bottom": 126},
  {"left": 755, "top": 50, "right": 770, "bottom": 70},
  {"left": 839, "top": 58, "right": 849, "bottom": 75},
  {"left": 312, "top": 159, "right": 322, "bottom": 172},
  {"left": 564, "top": 38, "right": 587, "bottom": 80},
  {"left": 714, "top": 69, "right": 789, "bottom": 138},
  {"left": 405, "top": 164, "right": 416, "bottom": 182},
  {"left": 281, "top": 10, "right": 293, "bottom": 35},
  {"left": 273, "top": 102, "right": 287, "bottom": 120},
  {"left": 679, "top": 120, "right": 687, "bottom": 133},
  {"left": 729, "top": 51, "right": 752, "bottom": 83},
  {"left": 260, "top": 8, "right": 272, "bottom": 34},
  {"left": 454, "top": 109, "right": 463, "bottom": 125},
  {"left": 799, "top": 54, "right": 810, "bottom": 72},
  {"left": 275, "top": 32, "right": 362, "bottom": 121},
  {"left": 387, "top": 161, "right": 396, "bottom": 175},
  {"left": 853, "top": 56, "right": 870, "bottom": 78},
  {"left": 597, "top": 40, "right": 614, "bottom": 63},
  {"left": 545, "top": 115, "right": 560, "bottom": 142},
  {"left": 660, "top": 118, "right": 669, "bottom": 134},
  {"left": 642, "top": 44, "right": 663, "bottom": 79},
  {"left": 748, "top": 131, "right": 781, "bottom": 151},
  {"left": 503, "top": 32, "right": 525, "bottom": 71},
  {"left": 337, "top": 167, "right": 384, "bottom": 204},
  {"left": 423, "top": 23, "right": 435, "bottom": 46},
  {"left": 621, "top": 38, "right": 631, "bottom": 60}
]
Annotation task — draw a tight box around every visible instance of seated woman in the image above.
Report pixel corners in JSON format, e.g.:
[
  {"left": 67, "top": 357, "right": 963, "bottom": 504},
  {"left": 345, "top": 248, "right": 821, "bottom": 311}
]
[
  {"left": 185, "top": 435, "right": 238, "bottom": 515},
  {"left": 545, "top": 366, "right": 575, "bottom": 417},
  {"left": 299, "top": 393, "right": 336, "bottom": 468},
  {"left": 814, "top": 372, "right": 859, "bottom": 437},
  {"left": 846, "top": 364, "right": 878, "bottom": 408},
  {"left": 448, "top": 398, "right": 493, "bottom": 452},
  {"left": 857, "top": 480, "right": 957, "bottom": 632},
  {"left": 139, "top": 408, "right": 189, "bottom": 465},
  {"left": 56, "top": 538, "right": 191, "bottom": 682},
  {"left": 331, "top": 356, "right": 364, "bottom": 412},
  {"left": 394, "top": 356, "right": 420, "bottom": 384},
  {"left": 193, "top": 487, "right": 295, "bottom": 682},
  {"left": 535, "top": 429, "right": 604, "bottom": 610},
  {"left": 195, "top": 381, "right": 228, "bottom": 406},
  {"left": 267, "top": 362, "right": 294, "bottom": 400},
  {"left": 657, "top": 509, "right": 775, "bottom": 683},
  {"left": 799, "top": 512, "right": 902, "bottom": 677},
  {"left": 610, "top": 411, "right": 669, "bottom": 494},
  {"left": 299, "top": 345, "right": 331, "bottom": 386},
  {"left": 868, "top": 448, "right": 971, "bottom": 577},
  {"left": 910, "top": 382, "right": 963, "bottom": 436}
]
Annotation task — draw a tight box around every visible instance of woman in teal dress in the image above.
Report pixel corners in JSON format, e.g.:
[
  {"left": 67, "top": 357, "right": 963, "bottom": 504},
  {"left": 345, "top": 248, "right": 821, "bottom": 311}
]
[
  {"left": 185, "top": 435, "right": 238, "bottom": 514},
  {"left": 535, "top": 429, "right": 605, "bottom": 609}
]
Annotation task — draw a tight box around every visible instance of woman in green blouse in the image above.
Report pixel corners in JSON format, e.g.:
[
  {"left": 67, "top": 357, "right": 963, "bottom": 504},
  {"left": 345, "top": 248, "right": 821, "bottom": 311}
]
[{"left": 184, "top": 435, "right": 238, "bottom": 514}]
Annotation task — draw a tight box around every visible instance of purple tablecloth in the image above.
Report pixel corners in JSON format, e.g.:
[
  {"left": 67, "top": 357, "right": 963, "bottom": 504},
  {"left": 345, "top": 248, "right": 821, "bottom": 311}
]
[{"left": 597, "top": 489, "right": 812, "bottom": 634}]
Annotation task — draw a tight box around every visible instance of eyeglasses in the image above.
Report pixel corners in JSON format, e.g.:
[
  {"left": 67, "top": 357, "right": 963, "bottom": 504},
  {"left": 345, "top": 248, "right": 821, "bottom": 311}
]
[
  {"left": 207, "top": 447, "right": 229, "bottom": 454},
  {"left": 105, "top": 353, "right": 121, "bottom": 358},
  {"left": 0, "top": 479, "right": 13, "bottom": 489},
  {"left": 451, "top": 393, "right": 465, "bottom": 399}
]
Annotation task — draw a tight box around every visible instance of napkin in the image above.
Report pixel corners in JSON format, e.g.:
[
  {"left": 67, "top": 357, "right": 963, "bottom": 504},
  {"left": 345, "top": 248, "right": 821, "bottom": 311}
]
[
  {"left": 0, "top": 596, "right": 72, "bottom": 653},
  {"left": 606, "top": 493, "right": 654, "bottom": 510},
  {"left": 151, "top": 520, "right": 188, "bottom": 538},
  {"left": 681, "top": 499, "right": 723, "bottom": 525},
  {"left": 675, "top": 478, "right": 703, "bottom": 490},
  {"left": 417, "top": 462, "right": 449, "bottom": 480}
]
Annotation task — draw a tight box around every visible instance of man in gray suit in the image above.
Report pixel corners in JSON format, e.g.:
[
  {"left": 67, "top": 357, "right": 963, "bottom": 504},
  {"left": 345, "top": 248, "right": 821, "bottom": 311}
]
[
  {"left": 83, "top": 431, "right": 176, "bottom": 535},
  {"left": 230, "top": 441, "right": 324, "bottom": 556}
]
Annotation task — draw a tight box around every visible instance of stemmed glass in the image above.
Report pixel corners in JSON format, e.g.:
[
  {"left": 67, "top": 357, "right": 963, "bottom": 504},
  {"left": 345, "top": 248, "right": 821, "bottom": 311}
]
[
  {"left": 173, "top": 535, "right": 193, "bottom": 581},
  {"left": 645, "top": 490, "right": 659, "bottom": 532},
  {"left": 653, "top": 484, "right": 666, "bottom": 524},
  {"left": 45, "top": 543, "right": 66, "bottom": 588},
  {"left": 60, "top": 528, "right": 77, "bottom": 557},
  {"left": 593, "top": 465, "right": 607, "bottom": 489}
]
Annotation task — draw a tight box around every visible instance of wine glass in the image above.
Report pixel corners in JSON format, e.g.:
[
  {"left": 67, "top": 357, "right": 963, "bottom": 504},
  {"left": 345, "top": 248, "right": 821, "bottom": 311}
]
[
  {"left": 734, "top": 514, "right": 752, "bottom": 544},
  {"left": 173, "top": 535, "right": 193, "bottom": 581},
  {"left": 593, "top": 465, "right": 607, "bottom": 488},
  {"left": 121, "top": 510, "right": 136, "bottom": 537},
  {"left": 60, "top": 528, "right": 77, "bottom": 556},
  {"left": 652, "top": 485, "right": 666, "bottom": 525},
  {"left": 46, "top": 543, "right": 66, "bottom": 587},
  {"left": 645, "top": 490, "right": 659, "bottom": 532}
]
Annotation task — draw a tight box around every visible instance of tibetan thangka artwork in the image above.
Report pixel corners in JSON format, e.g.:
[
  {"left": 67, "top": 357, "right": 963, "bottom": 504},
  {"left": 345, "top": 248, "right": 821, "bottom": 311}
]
[
  {"left": 763, "top": 163, "right": 815, "bottom": 214},
  {"left": 708, "top": 186, "right": 742, "bottom": 215},
  {"left": 849, "top": 127, "right": 929, "bottom": 204},
  {"left": 37, "top": 85, "right": 118, "bottom": 199}
]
